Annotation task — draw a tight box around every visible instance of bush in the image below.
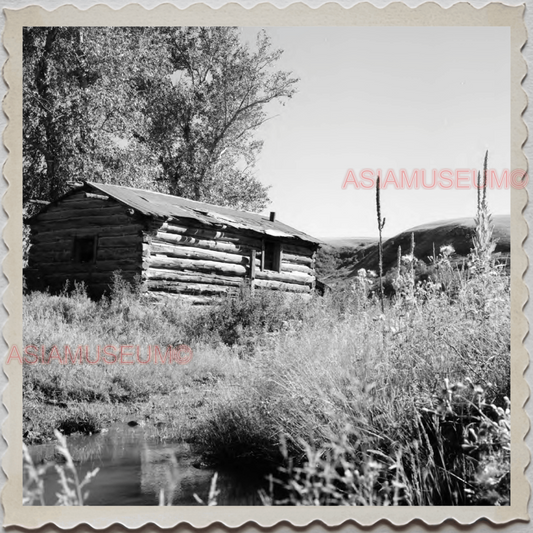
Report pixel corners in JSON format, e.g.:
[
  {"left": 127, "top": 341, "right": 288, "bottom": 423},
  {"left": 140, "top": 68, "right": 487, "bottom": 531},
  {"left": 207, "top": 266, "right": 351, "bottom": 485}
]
[
  {"left": 57, "top": 410, "right": 102, "bottom": 437},
  {"left": 183, "top": 289, "right": 310, "bottom": 353}
]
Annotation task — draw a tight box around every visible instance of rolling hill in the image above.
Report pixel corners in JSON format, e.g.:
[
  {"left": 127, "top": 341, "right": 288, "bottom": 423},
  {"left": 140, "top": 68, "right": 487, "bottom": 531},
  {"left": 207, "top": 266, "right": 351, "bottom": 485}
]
[
  {"left": 315, "top": 237, "right": 377, "bottom": 280},
  {"left": 317, "top": 215, "right": 510, "bottom": 285}
]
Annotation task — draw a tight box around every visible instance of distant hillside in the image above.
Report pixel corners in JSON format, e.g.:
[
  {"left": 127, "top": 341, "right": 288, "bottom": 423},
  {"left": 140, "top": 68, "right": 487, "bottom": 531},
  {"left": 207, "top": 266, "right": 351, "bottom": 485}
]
[
  {"left": 317, "top": 215, "right": 510, "bottom": 285},
  {"left": 351, "top": 214, "right": 510, "bottom": 277},
  {"left": 315, "top": 237, "right": 377, "bottom": 280}
]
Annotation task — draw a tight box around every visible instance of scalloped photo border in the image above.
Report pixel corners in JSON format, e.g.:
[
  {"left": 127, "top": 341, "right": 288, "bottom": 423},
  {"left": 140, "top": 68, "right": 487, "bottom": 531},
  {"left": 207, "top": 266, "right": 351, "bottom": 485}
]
[{"left": 2, "top": 2, "right": 529, "bottom": 529}]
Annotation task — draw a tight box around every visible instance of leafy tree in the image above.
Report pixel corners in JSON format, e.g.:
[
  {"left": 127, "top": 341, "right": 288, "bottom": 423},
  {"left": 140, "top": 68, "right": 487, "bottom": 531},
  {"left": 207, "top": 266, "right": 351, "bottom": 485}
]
[
  {"left": 23, "top": 27, "right": 298, "bottom": 212},
  {"left": 146, "top": 27, "right": 299, "bottom": 211},
  {"left": 23, "top": 27, "right": 164, "bottom": 209}
]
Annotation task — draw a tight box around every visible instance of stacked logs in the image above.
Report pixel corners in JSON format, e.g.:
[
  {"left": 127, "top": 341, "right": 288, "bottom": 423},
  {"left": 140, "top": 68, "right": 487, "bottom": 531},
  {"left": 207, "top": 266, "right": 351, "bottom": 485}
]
[
  {"left": 26, "top": 192, "right": 318, "bottom": 303},
  {"left": 143, "top": 220, "right": 317, "bottom": 302},
  {"left": 27, "top": 191, "right": 142, "bottom": 295}
]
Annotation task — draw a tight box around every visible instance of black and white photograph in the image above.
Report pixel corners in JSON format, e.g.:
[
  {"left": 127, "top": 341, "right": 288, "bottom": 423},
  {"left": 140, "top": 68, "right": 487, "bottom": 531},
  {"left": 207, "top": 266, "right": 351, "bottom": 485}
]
[{"left": 3, "top": 1, "right": 528, "bottom": 525}]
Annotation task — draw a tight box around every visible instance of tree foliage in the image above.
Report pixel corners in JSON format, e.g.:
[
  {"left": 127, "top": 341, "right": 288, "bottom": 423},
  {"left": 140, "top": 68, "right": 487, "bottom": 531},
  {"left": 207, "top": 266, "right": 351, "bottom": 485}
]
[
  {"left": 23, "top": 27, "right": 163, "bottom": 211},
  {"left": 146, "top": 28, "right": 298, "bottom": 210},
  {"left": 23, "top": 27, "right": 298, "bottom": 212}
]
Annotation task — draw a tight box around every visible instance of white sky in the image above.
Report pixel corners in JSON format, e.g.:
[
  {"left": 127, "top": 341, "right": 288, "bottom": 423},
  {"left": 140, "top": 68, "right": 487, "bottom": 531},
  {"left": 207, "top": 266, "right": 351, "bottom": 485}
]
[{"left": 240, "top": 27, "right": 510, "bottom": 239}]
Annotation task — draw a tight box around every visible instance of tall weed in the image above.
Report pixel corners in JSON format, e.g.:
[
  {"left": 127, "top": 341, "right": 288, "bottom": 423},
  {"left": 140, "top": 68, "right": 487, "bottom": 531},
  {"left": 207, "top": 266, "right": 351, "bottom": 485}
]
[{"left": 195, "top": 245, "right": 510, "bottom": 505}]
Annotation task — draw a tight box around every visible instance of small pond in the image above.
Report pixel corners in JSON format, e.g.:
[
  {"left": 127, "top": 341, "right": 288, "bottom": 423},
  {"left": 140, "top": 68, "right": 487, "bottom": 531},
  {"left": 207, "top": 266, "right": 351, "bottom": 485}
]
[{"left": 27, "top": 422, "right": 270, "bottom": 506}]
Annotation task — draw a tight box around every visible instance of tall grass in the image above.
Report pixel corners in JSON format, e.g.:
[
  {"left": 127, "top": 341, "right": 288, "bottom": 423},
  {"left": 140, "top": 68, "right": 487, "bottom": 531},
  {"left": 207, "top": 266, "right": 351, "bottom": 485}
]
[
  {"left": 194, "top": 252, "right": 509, "bottom": 504},
  {"left": 471, "top": 151, "right": 497, "bottom": 274},
  {"left": 23, "top": 430, "right": 99, "bottom": 505},
  {"left": 23, "top": 154, "right": 510, "bottom": 505},
  {"left": 23, "top": 255, "right": 510, "bottom": 505},
  {"left": 22, "top": 277, "right": 250, "bottom": 444},
  {"left": 376, "top": 174, "right": 385, "bottom": 313},
  {"left": 192, "top": 156, "right": 510, "bottom": 505}
]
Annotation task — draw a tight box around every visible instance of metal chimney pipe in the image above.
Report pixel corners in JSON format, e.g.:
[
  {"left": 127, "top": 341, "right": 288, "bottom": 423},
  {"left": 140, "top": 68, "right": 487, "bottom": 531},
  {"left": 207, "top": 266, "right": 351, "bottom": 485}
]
[{"left": 269, "top": 212, "right": 276, "bottom": 222}]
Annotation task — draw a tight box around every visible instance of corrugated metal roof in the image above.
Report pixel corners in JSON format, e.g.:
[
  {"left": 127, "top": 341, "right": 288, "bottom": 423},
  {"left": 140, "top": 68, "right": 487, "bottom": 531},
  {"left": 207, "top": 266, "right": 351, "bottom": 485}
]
[{"left": 81, "top": 182, "right": 321, "bottom": 245}]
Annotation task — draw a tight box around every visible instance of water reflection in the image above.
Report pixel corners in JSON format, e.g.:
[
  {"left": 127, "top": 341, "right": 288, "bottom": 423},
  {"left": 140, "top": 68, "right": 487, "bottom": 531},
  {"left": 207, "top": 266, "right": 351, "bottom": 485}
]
[{"left": 27, "top": 422, "right": 266, "bottom": 505}]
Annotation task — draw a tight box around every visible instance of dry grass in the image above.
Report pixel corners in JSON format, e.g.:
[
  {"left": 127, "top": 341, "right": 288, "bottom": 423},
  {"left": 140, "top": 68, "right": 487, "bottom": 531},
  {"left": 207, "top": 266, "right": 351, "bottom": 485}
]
[
  {"left": 23, "top": 234, "right": 510, "bottom": 505},
  {"left": 23, "top": 280, "right": 249, "bottom": 444},
  {"left": 193, "top": 248, "right": 510, "bottom": 505}
]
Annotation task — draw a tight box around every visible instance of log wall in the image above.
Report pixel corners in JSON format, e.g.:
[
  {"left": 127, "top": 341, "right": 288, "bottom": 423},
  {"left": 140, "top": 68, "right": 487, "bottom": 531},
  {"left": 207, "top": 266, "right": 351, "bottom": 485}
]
[
  {"left": 26, "top": 191, "right": 143, "bottom": 296},
  {"left": 144, "top": 217, "right": 318, "bottom": 300},
  {"left": 26, "top": 192, "right": 319, "bottom": 302}
]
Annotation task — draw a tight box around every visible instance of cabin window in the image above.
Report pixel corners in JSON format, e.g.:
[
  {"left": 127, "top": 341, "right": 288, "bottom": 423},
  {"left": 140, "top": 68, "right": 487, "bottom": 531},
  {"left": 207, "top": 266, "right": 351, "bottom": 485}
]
[
  {"left": 73, "top": 236, "right": 97, "bottom": 263},
  {"left": 262, "top": 241, "right": 282, "bottom": 272}
]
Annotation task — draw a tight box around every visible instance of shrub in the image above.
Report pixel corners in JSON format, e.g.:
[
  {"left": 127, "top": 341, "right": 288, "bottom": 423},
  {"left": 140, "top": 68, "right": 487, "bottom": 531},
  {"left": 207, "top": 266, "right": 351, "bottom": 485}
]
[
  {"left": 183, "top": 289, "right": 310, "bottom": 353},
  {"left": 57, "top": 410, "right": 102, "bottom": 437}
]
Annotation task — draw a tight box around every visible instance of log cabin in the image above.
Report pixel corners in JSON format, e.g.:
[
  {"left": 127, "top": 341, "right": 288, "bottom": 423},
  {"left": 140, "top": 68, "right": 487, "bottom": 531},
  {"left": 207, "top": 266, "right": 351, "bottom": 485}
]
[{"left": 25, "top": 182, "right": 322, "bottom": 304}]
